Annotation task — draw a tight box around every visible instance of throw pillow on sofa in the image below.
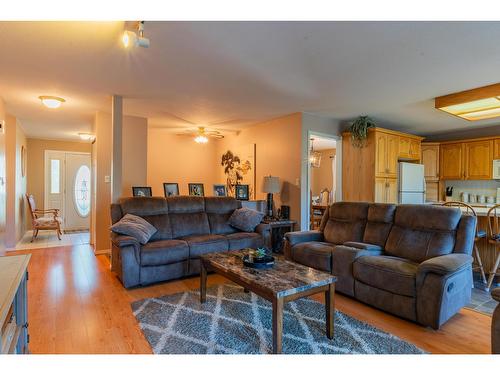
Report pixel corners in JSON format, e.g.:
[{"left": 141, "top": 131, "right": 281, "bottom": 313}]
[
  {"left": 111, "top": 213, "right": 157, "bottom": 244},
  {"left": 228, "top": 207, "right": 264, "bottom": 232}
]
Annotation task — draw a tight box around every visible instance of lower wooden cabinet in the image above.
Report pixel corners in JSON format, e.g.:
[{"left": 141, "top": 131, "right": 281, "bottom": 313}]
[
  {"left": 425, "top": 181, "right": 439, "bottom": 202},
  {"left": 375, "top": 177, "right": 398, "bottom": 204}
]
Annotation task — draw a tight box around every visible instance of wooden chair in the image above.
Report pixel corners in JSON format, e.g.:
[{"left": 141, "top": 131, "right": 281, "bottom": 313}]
[
  {"left": 487, "top": 204, "right": 500, "bottom": 290},
  {"left": 310, "top": 191, "right": 323, "bottom": 230},
  {"left": 441, "top": 201, "right": 487, "bottom": 285},
  {"left": 26, "top": 194, "right": 62, "bottom": 242}
]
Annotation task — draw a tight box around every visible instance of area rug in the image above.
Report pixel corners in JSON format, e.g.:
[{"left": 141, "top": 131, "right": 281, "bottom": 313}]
[{"left": 131, "top": 283, "right": 425, "bottom": 354}]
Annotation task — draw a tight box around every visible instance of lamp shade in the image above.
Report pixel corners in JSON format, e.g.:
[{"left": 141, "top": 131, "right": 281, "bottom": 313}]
[{"left": 262, "top": 176, "right": 280, "bottom": 194}]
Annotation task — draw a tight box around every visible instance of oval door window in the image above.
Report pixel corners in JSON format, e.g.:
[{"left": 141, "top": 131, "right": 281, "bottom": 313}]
[{"left": 74, "top": 165, "right": 91, "bottom": 217}]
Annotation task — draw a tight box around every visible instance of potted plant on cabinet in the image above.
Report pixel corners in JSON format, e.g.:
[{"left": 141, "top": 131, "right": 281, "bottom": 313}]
[{"left": 348, "top": 116, "right": 376, "bottom": 148}]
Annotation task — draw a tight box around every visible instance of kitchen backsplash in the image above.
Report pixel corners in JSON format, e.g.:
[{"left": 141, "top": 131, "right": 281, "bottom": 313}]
[{"left": 445, "top": 180, "right": 500, "bottom": 201}]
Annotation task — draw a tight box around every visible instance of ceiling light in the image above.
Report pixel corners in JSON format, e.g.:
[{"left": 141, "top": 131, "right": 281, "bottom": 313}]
[
  {"left": 435, "top": 83, "right": 500, "bottom": 121},
  {"left": 194, "top": 127, "right": 209, "bottom": 144},
  {"left": 78, "top": 133, "right": 95, "bottom": 142},
  {"left": 122, "top": 21, "right": 150, "bottom": 49},
  {"left": 39, "top": 95, "right": 65, "bottom": 109},
  {"left": 309, "top": 138, "right": 321, "bottom": 168}
]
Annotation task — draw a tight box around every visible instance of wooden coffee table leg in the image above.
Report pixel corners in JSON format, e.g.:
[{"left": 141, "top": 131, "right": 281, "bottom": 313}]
[
  {"left": 272, "top": 297, "right": 284, "bottom": 354},
  {"left": 200, "top": 261, "right": 207, "bottom": 303},
  {"left": 325, "top": 283, "right": 335, "bottom": 339}
]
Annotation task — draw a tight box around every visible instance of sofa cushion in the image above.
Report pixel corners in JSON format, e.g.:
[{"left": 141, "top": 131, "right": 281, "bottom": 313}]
[
  {"left": 169, "top": 212, "right": 211, "bottom": 238},
  {"left": 290, "top": 242, "right": 334, "bottom": 272},
  {"left": 119, "top": 197, "right": 169, "bottom": 216},
  {"left": 225, "top": 232, "right": 263, "bottom": 250},
  {"left": 323, "top": 202, "right": 369, "bottom": 244},
  {"left": 140, "top": 239, "right": 189, "bottom": 266},
  {"left": 362, "top": 204, "right": 396, "bottom": 247},
  {"left": 182, "top": 234, "right": 229, "bottom": 258},
  {"left": 228, "top": 207, "right": 264, "bottom": 232},
  {"left": 384, "top": 205, "right": 462, "bottom": 263},
  {"left": 353, "top": 255, "right": 418, "bottom": 297},
  {"left": 141, "top": 214, "right": 173, "bottom": 240},
  {"left": 205, "top": 197, "right": 241, "bottom": 234},
  {"left": 111, "top": 214, "right": 157, "bottom": 245},
  {"left": 167, "top": 196, "right": 205, "bottom": 213}
]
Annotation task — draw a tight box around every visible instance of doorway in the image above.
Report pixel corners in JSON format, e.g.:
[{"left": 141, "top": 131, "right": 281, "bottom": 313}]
[
  {"left": 44, "top": 151, "right": 91, "bottom": 231},
  {"left": 305, "top": 132, "right": 341, "bottom": 230}
]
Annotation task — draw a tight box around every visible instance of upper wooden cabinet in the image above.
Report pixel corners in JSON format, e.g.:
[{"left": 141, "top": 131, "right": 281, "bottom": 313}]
[
  {"left": 375, "top": 132, "right": 398, "bottom": 178},
  {"left": 464, "top": 140, "right": 493, "bottom": 180},
  {"left": 439, "top": 138, "right": 494, "bottom": 180},
  {"left": 421, "top": 143, "right": 439, "bottom": 181},
  {"left": 399, "top": 136, "right": 421, "bottom": 160},
  {"left": 440, "top": 143, "right": 464, "bottom": 180},
  {"left": 494, "top": 139, "right": 500, "bottom": 159}
]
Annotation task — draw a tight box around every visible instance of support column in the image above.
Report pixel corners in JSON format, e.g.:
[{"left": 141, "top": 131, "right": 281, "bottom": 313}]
[{"left": 111, "top": 95, "right": 123, "bottom": 203}]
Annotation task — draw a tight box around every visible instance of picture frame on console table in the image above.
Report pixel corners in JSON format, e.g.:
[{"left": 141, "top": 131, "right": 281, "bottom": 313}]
[
  {"left": 132, "top": 186, "right": 152, "bottom": 197},
  {"left": 188, "top": 183, "right": 205, "bottom": 197},
  {"left": 163, "top": 182, "right": 179, "bottom": 197},
  {"left": 213, "top": 184, "right": 227, "bottom": 197},
  {"left": 235, "top": 184, "right": 249, "bottom": 200}
]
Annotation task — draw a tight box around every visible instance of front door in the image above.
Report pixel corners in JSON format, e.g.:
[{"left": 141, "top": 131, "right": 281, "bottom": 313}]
[{"left": 45, "top": 151, "right": 91, "bottom": 231}]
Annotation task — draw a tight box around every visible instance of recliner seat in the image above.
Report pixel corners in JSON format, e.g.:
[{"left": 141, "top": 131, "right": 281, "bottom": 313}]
[{"left": 284, "top": 202, "right": 476, "bottom": 329}]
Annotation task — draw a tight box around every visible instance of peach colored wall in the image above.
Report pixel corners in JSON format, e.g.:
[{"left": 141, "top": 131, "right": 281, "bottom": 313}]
[
  {"left": 311, "top": 148, "right": 336, "bottom": 197},
  {"left": 216, "top": 113, "right": 303, "bottom": 225},
  {"left": 25, "top": 138, "right": 92, "bottom": 229},
  {"left": 5, "top": 114, "right": 27, "bottom": 247},
  {"left": 0, "top": 99, "right": 6, "bottom": 252},
  {"left": 147, "top": 128, "right": 220, "bottom": 197},
  {"left": 92, "top": 112, "right": 148, "bottom": 252}
]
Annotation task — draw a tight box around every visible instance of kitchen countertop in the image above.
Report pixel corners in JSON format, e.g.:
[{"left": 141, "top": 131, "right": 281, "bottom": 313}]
[{"left": 429, "top": 201, "right": 499, "bottom": 216}]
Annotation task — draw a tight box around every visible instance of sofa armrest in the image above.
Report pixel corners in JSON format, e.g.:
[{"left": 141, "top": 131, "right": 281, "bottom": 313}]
[
  {"left": 284, "top": 230, "right": 324, "bottom": 246},
  {"left": 254, "top": 223, "right": 271, "bottom": 235},
  {"left": 417, "top": 254, "right": 473, "bottom": 277},
  {"left": 342, "top": 242, "right": 383, "bottom": 251},
  {"left": 492, "top": 288, "right": 500, "bottom": 302},
  {"left": 111, "top": 232, "right": 141, "bottom": 249}
]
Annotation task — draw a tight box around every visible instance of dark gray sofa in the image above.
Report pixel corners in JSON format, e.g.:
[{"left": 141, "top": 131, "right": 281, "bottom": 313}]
[
  {"left": 110, "top": 196, "right": 270, "bottom": 288},
  {"left": 492, "top": 288, "right": 500, "bottom": 354},
  {"left": 284, "top": 202, "right": 477, "bottom": 329}
]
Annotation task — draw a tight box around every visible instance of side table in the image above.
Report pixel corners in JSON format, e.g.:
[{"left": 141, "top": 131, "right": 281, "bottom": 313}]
[{"left": 262, "top": 219, "right": 297, "bottom": 253}]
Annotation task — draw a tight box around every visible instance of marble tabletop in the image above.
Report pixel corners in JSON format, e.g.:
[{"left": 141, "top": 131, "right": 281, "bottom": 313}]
[{"left": 201, "top": 250, "right": 337, "bottom": 298}]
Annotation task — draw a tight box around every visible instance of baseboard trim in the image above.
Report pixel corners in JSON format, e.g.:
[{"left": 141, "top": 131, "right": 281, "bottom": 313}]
[{"left": 94, "top": 249, "right": 111, "bottom": 255}]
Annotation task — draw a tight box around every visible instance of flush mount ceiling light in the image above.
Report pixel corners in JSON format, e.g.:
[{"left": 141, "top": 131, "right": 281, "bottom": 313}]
[
  {"left": 435, "top": 83, "right": 500, "bottom": 121},
  {"left": 122, "top": 21, "right": 150, "bottom": 49},
  {"left": 78, "top": 133, "right": 95, "bottom": 142},
  {"left": 39, "top": 95, "right": 65, "bottom": 109}
]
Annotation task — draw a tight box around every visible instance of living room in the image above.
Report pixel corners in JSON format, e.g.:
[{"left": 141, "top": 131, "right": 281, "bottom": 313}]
[{"left": 1, "top": 1, "right": 500, "bottom": 374}]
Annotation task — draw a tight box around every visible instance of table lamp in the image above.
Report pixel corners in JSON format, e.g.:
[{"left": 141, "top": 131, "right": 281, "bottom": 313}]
[{"left": 262, "top": 176, "right": 280, "bottom": 218}]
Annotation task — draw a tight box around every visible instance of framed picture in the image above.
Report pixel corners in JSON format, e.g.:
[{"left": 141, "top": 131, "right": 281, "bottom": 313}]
[
  {"left": 213, "top": 184, "right": 227, "bottom": 197},
  {"left": 132, "top": 186, "right": 152, "bottom": 197},
  {"left": 188, "top": 183, "right": 205, "bottom": 197},
  {"left": 235, "top": 184, "right": 249, "bottom": 201},
  {"left": 163, "top": 182, "right": 179, "bottom": 197}
]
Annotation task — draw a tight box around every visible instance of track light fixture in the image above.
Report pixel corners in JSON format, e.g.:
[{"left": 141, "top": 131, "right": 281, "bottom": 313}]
[{"left": 122, "top": 21, "right": 150, "bottom": 49}]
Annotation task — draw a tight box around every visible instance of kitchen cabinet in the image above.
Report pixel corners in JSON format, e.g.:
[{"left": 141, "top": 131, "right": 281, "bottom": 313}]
[
  {"left": 375, "top": 177, "right": 398, "bottom": 204},
  {"left": 464, "top": 140, "right": 493, "bottom": 180},
  {"left": 494, "top": 139, "right": 500, "bottom": 159},
  {"left": 440, "top": 143, "right": 463, "bottom": 180},
  {"left": 343, "top": 127, "right": 424, "bottom": 202},
  {"left": 399, "top": 137, "right": 421, "bottom": 160},
  {"left": 421, "top": 143, "right": 439, "bottom": 181},
  {"left": 425, "top": 181, "right": 439, "bottom": 202},
  {"left": 375, "top": 132, "right": 398, "bottom": 178}
]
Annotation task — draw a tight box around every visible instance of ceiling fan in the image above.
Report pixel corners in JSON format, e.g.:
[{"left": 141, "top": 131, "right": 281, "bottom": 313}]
[{"left": 176, "top": 126, "right": 225, "bottom": 143}]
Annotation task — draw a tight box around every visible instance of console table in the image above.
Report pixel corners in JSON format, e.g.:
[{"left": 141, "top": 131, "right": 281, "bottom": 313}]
[
  {"left": 262, "top": 219, "right": 297, "bottom": 253},
  {"left": 0, "top": 254, "right": 30, "bottom": 354}
]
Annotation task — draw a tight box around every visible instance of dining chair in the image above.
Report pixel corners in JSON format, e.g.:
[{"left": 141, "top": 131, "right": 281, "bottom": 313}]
[
  {"left": 487, "top": 204, "right": 500, "bottom": 290},
  {"left": 441, "top": 201, "right": 487, "bottom": 285}
]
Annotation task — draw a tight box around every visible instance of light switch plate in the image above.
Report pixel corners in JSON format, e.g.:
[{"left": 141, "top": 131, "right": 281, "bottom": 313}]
[{"left": 104, "top": 175, "right": 111, "bottom": 183}]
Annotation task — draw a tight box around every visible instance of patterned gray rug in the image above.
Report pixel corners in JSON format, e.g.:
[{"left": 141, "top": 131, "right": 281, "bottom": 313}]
[{"left": 131, "top": 283, "right": 425, "bottom": 354}]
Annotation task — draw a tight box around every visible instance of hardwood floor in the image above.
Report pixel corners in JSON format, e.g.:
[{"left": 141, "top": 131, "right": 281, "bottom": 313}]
[{"left": 6, "top": 244, "right": 492, "bottom": 354}]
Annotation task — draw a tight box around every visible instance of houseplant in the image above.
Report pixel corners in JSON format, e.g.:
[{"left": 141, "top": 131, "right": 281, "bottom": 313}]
[{"left": 348, "top": 116, "right": 376, "bottom": 148}]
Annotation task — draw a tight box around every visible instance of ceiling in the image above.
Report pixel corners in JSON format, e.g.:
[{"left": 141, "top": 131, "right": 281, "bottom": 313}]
[
  {"left": 311, "top": 137, "right": 336, "bottom": 151},
  {"left": 1, "top": 21, "right": 500, "bottom": 141}
]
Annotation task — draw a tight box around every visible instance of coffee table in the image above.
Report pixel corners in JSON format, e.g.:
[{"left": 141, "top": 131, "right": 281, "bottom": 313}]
[{"left": 200, "top": 249, "right": 337, "bottom": 354}]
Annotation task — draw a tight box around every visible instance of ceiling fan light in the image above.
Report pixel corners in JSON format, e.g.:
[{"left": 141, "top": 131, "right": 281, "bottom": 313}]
[{"left": 194, "top": 135, "right": 208, "bottom": 144}]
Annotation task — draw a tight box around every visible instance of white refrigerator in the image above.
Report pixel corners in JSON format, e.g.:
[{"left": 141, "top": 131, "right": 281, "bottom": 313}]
[{"left": 398, "top": 162, "right": 425, "bottom": 204}]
